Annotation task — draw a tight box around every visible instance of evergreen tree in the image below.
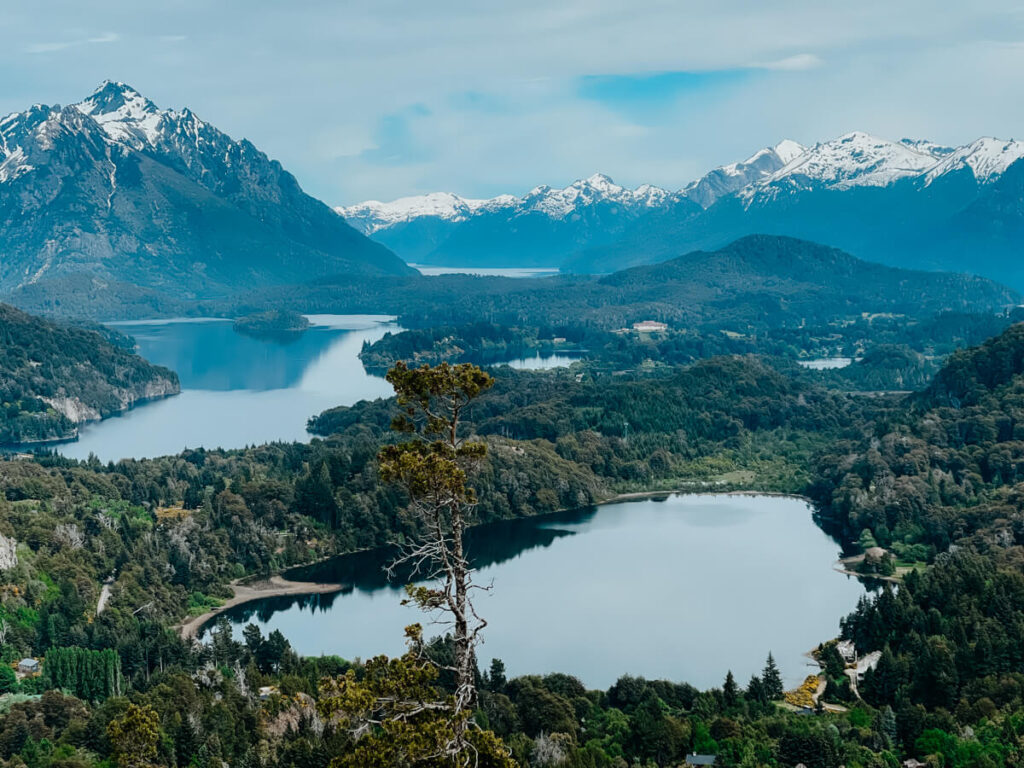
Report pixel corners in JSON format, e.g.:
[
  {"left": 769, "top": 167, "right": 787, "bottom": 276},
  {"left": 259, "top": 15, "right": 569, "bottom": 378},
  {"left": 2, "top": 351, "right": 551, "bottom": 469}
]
[
  {"left": 762, "top": 653, "right": 784, "bottom": 701},
  {"left": 723, "top": 670, "right": 739, "bottom": 708},
  {"left": 879, "top": 705, "right": 898, "bottom": 749},
  {"left": 487, "top": 658, "right": 507, "bottom": 693},
  {"left": 747, "top": 674, "right": 765, "bottom": 705},
  {"left": 0, "top": 664, "right": 16, "bottom": 694}
]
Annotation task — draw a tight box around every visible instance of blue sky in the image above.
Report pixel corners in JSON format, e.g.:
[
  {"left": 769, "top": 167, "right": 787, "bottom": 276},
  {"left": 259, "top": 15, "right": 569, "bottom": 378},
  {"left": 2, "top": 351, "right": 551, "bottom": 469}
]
[{"left": 4, "top": 1, "right": 1024, "bottom": 204}]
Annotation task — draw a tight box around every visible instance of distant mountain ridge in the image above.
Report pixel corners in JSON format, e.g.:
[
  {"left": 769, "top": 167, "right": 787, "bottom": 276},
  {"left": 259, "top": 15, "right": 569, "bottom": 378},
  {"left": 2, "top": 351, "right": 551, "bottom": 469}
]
[
  {"left": 341, "top": 131, "right": 1024, "bottom": 286},
  {"left": 337, "top": 141, "right": 803, "bottom": 266},
  {"left": 0, "top": 81, "right": 411, "bottom": 298}
]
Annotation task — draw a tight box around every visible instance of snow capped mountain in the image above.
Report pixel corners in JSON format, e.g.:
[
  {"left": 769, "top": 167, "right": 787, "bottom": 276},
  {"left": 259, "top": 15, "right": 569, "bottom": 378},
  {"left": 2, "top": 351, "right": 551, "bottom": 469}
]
[
  {"left": 74, "top": 80, "right": 165, "bottom": 147},
  {"left": 339, "top": 173, "right": 674, "bottom": 235},
  {"left": 756, "top": 131, "right": 942, "bottom": 193},
  {"left": 519, "top": 173, "right": 672, "bottom": 217},
  {"left": 683, "top": 140, "right": 806, "bottom": 208},
  {"left": 340, "top": 193, "right": 495, "bottom": 235},
  {"left": 0, "top": 81, "right": 410, "bottom": 295},
  {"left": 924, "top": 137, "right": 1024, "bottom": 185},
  {"left": 340, "top": 130, "right": 1024, "bottom": 276}
]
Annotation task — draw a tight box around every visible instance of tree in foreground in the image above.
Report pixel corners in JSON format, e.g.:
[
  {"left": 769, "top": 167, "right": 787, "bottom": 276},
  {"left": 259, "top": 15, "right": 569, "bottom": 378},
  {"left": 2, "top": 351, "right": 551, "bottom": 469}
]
[
  {"left": 378, "top": 361, "right": 495, "bottom": 717},
  {"left": 319, "top": 625, "right": 514, "bottom": 768},
  {"left": 322, "top": 361, "right": 504, "bottom": 766},
  {"left": 107, "top": 703, "right": 161, "bottom": 768}
]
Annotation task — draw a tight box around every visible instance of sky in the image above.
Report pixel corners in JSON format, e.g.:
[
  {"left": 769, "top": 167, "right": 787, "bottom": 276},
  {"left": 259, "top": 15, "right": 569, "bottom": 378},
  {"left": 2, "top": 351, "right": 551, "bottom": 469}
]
[{"left": 4, "top": 1, "right": 1024, "bottom": 205}]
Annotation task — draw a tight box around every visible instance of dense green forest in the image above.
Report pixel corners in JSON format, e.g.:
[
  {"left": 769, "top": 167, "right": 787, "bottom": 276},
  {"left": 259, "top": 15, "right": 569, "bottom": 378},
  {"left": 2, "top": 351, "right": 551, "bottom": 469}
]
[
  {"left": 0, "top": 305, "right": 179, "bottom": 445},
  {"left": 2, "top": 311, "right": 1024, "bottom": 764},
  {"left": 358, "top": 309, "right": 1019, "bottom": 392}
]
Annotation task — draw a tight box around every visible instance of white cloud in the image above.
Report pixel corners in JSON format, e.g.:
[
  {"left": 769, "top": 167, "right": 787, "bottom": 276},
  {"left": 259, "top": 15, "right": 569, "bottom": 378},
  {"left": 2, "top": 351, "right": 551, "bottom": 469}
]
[
  {"left": 26, "top": 31, "right": 119, "bottom": 54},
  {"left": 4, "top": 0, "right": 1024, "bottom": 202},
  {"left": 756, "top": 53, "right": 823, "bottom": 71}
]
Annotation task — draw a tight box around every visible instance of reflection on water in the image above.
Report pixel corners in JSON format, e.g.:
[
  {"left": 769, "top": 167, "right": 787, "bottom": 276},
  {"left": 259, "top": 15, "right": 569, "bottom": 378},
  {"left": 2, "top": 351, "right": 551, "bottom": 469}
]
[
  {"left": 211, "top": 494, "right": 864, "bottom": 689},
  {"left": 220, "top": 509, "right": 594, "bottom": 628},
  {"left": 60, "top": 315, "right": 400, "bottom": 462}
]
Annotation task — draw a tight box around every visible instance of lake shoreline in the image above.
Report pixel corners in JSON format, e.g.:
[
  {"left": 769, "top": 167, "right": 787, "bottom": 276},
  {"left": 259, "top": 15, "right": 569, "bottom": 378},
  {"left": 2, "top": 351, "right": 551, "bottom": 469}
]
[
  {"left": 215, "top": 492, "right": 861, "bottom": 689},
  {"left": 178, "top": 575, "right": 345, "bottom": 641},
  {"left": 184, "top": 486, "right": 825, "bottom": 642}
]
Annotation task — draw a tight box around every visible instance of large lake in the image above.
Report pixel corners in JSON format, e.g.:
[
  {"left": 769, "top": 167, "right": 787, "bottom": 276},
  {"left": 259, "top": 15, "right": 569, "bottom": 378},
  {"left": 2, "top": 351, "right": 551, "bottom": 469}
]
[
  {"left": 59, "top": 315, "right": 400, "bottom": 462},
  {"left": 210, "top": 493, "right": 864, "bottom": 690}
]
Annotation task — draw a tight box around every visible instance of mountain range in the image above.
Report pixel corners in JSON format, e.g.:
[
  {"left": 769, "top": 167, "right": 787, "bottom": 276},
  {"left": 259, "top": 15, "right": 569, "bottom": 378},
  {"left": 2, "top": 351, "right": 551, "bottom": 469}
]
[
  {"left": 340, "top": 132, "right": 1024, "bottom": 287},
  {"left": 0, "top": 82, "right": 411, "bottom": 300}
]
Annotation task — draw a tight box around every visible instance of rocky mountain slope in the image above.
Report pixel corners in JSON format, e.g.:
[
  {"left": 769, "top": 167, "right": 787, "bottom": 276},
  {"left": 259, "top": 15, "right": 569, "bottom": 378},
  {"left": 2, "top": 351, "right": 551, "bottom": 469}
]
[
  {"left": 0, "top": 82, "right": 411, "bottom": 300},
  {"left": 341, "top": 132, "right": 1024, "bottom": 286},
  {"left": 337, "top": 142, "right": 802, "bottom": 267}
]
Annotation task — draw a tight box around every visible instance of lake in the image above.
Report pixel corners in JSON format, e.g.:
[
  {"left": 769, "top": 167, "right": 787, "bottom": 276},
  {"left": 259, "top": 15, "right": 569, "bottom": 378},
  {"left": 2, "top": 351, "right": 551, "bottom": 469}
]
[
  {"left": 504, "top": 353, "right": 583, "bottom": 370},
  {"left": 797, "top": 358, "right": 855, "bottom": 370},
  {"left": 59, "top": 315, "right": 400, "bottom": 462},
  {"left": 209, "top": 493, "right": 864, "bottom": 690},
  {"left": 411, "top": 265, "right": 561, "bottom": 278}
]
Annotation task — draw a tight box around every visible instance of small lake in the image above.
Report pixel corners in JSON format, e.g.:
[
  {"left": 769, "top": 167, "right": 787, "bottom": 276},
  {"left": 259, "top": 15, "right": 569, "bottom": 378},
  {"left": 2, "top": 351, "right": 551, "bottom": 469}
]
[
  {"left": 504, "top": 353, "right": 583, "bottom": 370},
  {"left": 797, "top": 358, "right": 855, "bottom": 370},
  {"left": 411, "top": 265, "right": 561, "bottom": 278},
  {"left": 59, "top": 315, "right": 400, "bottom": 462},
  {"left": 210, "top": 493, "right": 864, "bottom": 690}
]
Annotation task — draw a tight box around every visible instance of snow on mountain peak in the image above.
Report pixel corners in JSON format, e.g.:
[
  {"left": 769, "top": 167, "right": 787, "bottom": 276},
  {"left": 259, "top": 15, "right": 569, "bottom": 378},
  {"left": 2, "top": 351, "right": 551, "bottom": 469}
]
[
  {"left": 74, "top": 81, "right": 167, "bottom": 147},
  {"left": 924, "top": 136, "right": 1024, "bottom": 185},
  {"left": 682, "top": 140, "right": 805, "bottom": 208},
  {"left": 772, "top": 139, "right": 806, "bottom": 164},
  {"left": 337, "top": 192, "right": 491, "bottom": 234},
  {"left": 764, "top": 131, "right": 940, "bottom": 190},
  {"left": 339, "top": 174, "right": 673, "bottom": 231}
]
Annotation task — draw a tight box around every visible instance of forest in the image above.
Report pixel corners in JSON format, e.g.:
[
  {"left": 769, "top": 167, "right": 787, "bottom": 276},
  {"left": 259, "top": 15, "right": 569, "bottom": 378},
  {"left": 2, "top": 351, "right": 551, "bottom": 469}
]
[
  {"left": 0, "top": 305, "right": 179, "bottom": 445},
  {"left": 1, "top": 317, "right": 1024, "bottom": 764}
]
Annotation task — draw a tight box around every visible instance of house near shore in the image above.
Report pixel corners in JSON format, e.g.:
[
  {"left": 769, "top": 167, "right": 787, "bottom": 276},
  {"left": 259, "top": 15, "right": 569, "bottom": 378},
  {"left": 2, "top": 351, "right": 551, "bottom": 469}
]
[
  {"left": 17, "top": 658, "right": 39, "bottom": 676},
  {"left": 836, "top": 640, "right": 856, "bottom": 663},
  {"left": 854, "top": 650, "right": 882, "bottom": 681}
]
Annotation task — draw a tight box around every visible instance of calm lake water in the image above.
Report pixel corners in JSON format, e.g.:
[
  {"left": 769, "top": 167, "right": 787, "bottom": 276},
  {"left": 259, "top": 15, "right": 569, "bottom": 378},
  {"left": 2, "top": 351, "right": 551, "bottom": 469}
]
[
  {"left": 59, "top": 315, "right": 400, "bottom": 462},
  {"left": 210, "top": 493, "right": 864, "bottom": 689},
  {"left": 504, "top": 353, "right": 583, "bottom": 370},
  {"left": 411, "top": 265, "right": 561, "bottom": 278},
  {"left": 797, "top": 358, "right": 854, "bottom": 370}
]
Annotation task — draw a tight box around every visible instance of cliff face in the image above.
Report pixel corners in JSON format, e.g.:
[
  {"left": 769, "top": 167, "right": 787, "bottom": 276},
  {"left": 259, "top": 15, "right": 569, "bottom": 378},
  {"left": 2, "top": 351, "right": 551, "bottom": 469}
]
[
  {"left": 42, "top": 373, "right": 179, "bottom": 425},
  {"left": 0, "top": 533, "right": 17, "bottom": 571},
  {"left": 0, "top": 303, "right": 180, "bottom": 444}
]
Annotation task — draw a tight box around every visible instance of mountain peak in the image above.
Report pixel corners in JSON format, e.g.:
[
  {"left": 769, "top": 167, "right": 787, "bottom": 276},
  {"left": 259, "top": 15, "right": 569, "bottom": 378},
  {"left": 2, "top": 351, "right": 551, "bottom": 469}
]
[
  {"left": 580, "top": 172, "right": 616, "bottom": 188},
  {"left": 924, "top": 136, "right": 1024, "bottom": 185},
  {"left": 764, "top": 131, "right": 939, "bottom": 190},
  {"left": 75, "top": 81, "right": 163, "bottom": 146},
  {"left": 772, "top": 139, "right": 806, "bottom": 164},
  {"left": 79, "top": 81, "right": 157, "bottom": 118}
]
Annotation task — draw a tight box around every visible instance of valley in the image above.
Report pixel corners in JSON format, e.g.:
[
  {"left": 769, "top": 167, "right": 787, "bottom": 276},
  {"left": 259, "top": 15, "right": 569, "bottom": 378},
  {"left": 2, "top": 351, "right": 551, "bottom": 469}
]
[{"left": 1, "top": 69, "right": 1023, "bottom": 767}]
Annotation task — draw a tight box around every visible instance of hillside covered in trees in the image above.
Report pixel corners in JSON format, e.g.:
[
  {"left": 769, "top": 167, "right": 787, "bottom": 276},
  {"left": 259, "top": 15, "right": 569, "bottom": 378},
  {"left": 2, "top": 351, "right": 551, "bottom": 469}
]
[
  {"left": 8, "top": 236, "right": 1019, "bottom": 328},
  {"left": 1, "top": 321, "right": 1024, "bottom": 764},
  {"left": 0, "top": 304, "right": 179, "bottom": 445}
]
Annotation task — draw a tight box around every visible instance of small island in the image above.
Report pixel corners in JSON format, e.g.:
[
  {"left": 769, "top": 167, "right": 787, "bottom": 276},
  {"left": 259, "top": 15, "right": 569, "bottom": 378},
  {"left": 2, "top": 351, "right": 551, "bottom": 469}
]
[{"left": 233, "top": 309, "right": 311, "bottom": 339}]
